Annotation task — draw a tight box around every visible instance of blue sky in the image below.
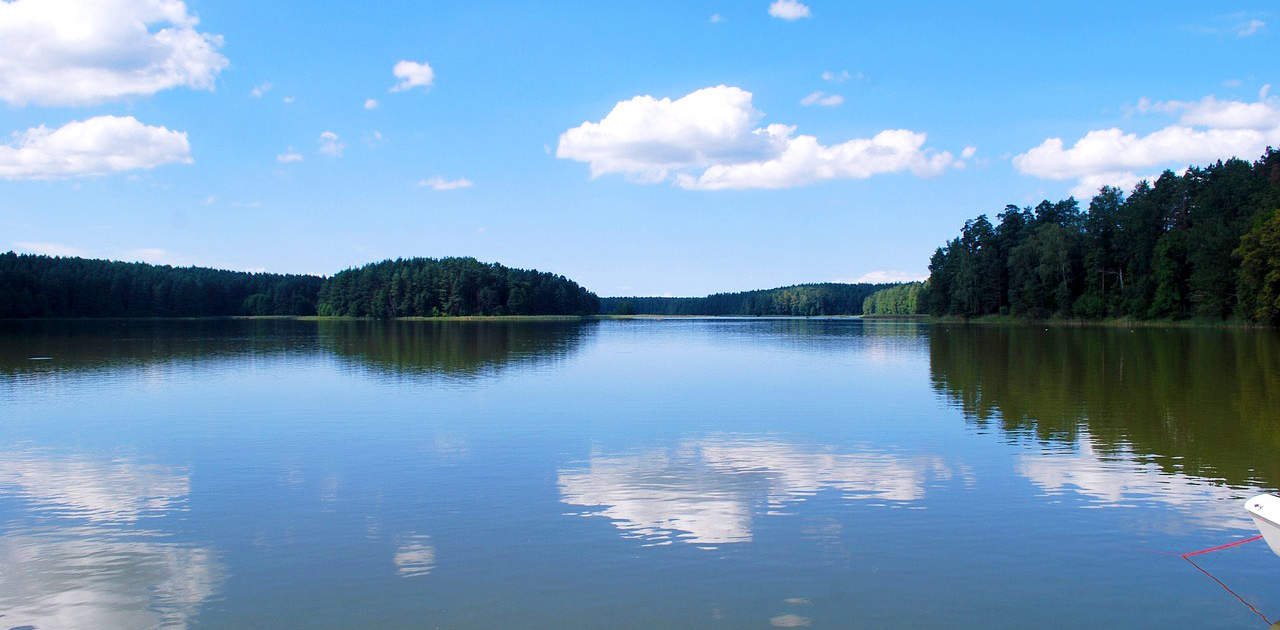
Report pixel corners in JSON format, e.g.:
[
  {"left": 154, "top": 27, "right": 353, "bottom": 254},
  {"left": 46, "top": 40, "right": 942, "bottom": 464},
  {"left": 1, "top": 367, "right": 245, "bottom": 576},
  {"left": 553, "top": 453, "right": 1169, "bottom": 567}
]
[{"left": 2, "top": 0, "right": 1277, "bottom": 296}]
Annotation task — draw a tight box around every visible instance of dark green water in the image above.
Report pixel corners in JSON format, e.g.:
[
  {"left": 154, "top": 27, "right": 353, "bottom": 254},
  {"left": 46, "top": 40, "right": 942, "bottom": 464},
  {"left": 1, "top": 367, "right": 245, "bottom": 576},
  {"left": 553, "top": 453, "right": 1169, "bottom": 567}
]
[{"left": 1, "top": 318, "right": 1278, "bottom": 629}]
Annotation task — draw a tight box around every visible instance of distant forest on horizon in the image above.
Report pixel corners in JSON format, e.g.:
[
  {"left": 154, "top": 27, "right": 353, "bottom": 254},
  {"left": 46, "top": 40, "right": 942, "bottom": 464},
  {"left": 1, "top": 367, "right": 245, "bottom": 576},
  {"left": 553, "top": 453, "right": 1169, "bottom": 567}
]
[{"left": 5, "top": 149, "right": 1279, "bottom": 324}]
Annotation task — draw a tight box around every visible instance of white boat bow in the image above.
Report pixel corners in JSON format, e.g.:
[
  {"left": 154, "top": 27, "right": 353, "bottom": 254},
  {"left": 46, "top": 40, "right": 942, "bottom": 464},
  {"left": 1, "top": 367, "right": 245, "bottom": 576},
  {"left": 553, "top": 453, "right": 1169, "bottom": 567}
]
[{"left": 1246, "top": 494, "right": 1280, "bottom": 557}]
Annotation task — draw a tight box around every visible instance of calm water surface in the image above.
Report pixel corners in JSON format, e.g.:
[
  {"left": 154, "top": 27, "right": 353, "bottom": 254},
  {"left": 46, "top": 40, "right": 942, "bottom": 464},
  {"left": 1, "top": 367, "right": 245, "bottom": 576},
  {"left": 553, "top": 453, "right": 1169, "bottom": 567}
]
[{"left": 1, "top": 319, "right": 1278, "bottom": 629}]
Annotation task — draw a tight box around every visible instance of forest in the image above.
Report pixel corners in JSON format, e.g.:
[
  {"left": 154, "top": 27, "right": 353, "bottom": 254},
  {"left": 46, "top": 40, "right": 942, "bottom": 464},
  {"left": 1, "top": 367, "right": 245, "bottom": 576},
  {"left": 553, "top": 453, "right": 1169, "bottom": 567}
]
[
  {"left": 600, "top": 282, "right": 892, "bottom": 316},
  {"left": 315, "top": 257, "right": 599, "bottom": 317},
  {"left": 0, "top": 252, "right": 322, "bottom": 318},
  {"left": 862, "top": 282, "right": 927, "bottom": 316},
  {"left": 925, "top": 149, "right": 1280, "bottom": 324}
]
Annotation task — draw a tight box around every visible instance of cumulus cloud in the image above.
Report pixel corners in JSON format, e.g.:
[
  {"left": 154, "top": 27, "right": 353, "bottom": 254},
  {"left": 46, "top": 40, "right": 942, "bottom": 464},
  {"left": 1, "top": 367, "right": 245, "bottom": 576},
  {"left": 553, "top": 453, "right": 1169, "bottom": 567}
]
[
  {"left": 276, "top": 148, "right": 303, "bottom": 163},
  {"left": 768, "top": 0, "right": 811, "bottom": 20},
  {"left": 417, "top": 176, "right": 473, "bottom": 190},
  {"left": 800, "top": 91, "right": 843, "bottom": 107},
  {"left": 1014, "top": 88, "right": 1280, "bottom": 198},
  {"left": 0, "top": 0, "right": 228, "bottom": 106},
  {"left": 317, "top": 131, "right": 344, "bottom": 157},
  {"left": 364, "top": 98, "right": 379, "bottom": 110},
  {"left": 390, "top": 60, "right": 434, "bottom": 92},
  {"left": 854, "top": 270, "right": 927, "bottom": 283},
  {"left": 0, "top": 115, "right": 191, "bottom": 180},
  {"left": 557, "top": 85, "right": 962, "bottom": 190}
]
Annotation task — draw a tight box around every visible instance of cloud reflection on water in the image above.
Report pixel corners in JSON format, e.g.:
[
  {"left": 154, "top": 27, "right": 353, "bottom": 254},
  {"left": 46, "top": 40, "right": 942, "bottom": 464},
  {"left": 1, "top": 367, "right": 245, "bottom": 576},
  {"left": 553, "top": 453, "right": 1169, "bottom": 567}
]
[
  {"left": 0, "top": 450, "right": 221, "bottom": 629},
  {"left": 1018, "top": 432, "right": 1269, "bottom": 532},
  {"left": 558, "top": 436, "right": 960, "bottom": 546}
]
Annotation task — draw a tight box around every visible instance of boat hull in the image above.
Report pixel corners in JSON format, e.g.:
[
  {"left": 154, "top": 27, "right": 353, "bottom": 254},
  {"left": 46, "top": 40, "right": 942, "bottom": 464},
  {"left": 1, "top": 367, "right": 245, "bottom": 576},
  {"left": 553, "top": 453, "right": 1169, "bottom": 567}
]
[{"left": 1246, "top": 494, "right": 1280, "bottom": 557}]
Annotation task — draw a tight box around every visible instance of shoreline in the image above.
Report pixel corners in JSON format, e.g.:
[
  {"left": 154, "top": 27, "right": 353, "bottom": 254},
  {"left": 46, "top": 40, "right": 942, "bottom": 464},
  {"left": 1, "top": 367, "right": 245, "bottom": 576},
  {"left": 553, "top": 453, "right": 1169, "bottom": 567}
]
[{"left": 0, "top": 313, "right": 1273, "bottom": 329}]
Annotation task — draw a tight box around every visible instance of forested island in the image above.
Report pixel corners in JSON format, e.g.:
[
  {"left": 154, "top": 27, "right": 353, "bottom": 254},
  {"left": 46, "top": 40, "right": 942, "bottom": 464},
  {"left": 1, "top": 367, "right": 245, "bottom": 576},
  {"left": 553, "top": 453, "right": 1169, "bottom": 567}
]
[
  {"left": 316, "top": 257, "right": 599, "bottom": 317},
  {"left": 600, "top": 283, "right": 891, "bottom": 316},
  {"left": 924, "top": 149, "right": 1280, "bottom": 324}
]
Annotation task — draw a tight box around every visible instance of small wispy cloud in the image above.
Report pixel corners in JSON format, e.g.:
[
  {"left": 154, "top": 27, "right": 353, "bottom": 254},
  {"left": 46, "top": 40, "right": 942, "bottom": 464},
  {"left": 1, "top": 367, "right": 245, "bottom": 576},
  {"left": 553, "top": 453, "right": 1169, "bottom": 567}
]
[
  {"left": 417, "top": 176, "right": 473, "bottom": 191},
  {"left": 709, "top": 13, "right": 724, "bottom": 23},
  {"left": 282, "top": 96, "right": 295, "bottom": 104},
  {"left": 854, "top": 270, "right": 927, "bottom": 283},
  {"left": 1237, "top": 18, "right": 1265, "bottom": 37},
  {"left": 318, "top": 131, "right": 344, "bottom": 157},
  {"left": 277, "top": 148, "right": 303, "bottom": 163},
  {"left": 250, "top": 81, "right": 272, "bottom": 98},
  {"left": 390, "top": 60, "right": 435, "bottom": 92},
  {"left": 364, "top": 98, "right": 379, "bottom": 110},
  {"left": 800, "top": 91, "right": 843, "bottom": 107},
  {"left": 768, "top": 0, "right": 811, "bottom": 20}
]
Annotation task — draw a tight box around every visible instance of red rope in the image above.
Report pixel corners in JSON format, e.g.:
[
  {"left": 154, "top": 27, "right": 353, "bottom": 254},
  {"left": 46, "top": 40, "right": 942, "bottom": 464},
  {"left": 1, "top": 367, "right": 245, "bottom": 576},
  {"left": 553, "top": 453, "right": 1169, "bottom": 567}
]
[
  {"left": 1181, "top": 535, "right": 1264, "bottom": 558},
  {"left": 1178, "top": 534, "right": 1270, "bottom": 625}
]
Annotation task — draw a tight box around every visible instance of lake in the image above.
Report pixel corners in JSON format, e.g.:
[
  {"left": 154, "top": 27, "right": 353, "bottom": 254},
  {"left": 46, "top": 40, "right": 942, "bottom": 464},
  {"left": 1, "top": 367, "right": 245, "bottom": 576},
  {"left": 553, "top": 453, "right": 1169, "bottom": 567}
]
[{"left": 1, "top": 318, "right": 1278, "bottom": 629}]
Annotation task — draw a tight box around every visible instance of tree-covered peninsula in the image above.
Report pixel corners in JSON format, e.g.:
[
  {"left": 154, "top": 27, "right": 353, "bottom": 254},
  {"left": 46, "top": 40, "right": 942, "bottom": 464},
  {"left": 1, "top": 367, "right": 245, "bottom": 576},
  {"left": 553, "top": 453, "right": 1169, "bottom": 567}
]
[
  {"left": 925, "top": 149, "right": 1280, "bottom": 324},
  {"left": 0, "top": 252, "right": 322, "bottom": 318},
  {"left": 0, "top": 254, "right": 598, "bottom": 319},
  {"left": 600, "top": 282, "right": 891, "bottom": 316},
  {"left": 315, "top": 257, "right": 599, "bottom": 317}
]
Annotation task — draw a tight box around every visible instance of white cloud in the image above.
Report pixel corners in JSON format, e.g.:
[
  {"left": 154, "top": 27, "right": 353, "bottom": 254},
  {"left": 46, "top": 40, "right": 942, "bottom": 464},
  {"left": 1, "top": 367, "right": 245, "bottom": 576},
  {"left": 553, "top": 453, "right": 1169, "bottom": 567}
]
[
  {"left": 0, "top": 0, "right": 227, "bottom": 106},
  {"left": 364, "top": 98, "right": 379, "bottom": 110},
  {"left": 417, "top": 176, "right": 473, "bottom": 190},
  {"left": 390, "top": 60, "right": 434, "bottom": 92},
  {"left": 0, "top": 115, "right": 191, "bottom": 180},
  {"left": 201, "top": 195, "right": 216, "bottom": 205},
  {"left": 317, "top": 131, "right": 344, "bottom": 157},
  {"left": 557, "top": 85, "right": 961, "bottom": 190},
  {"left": 12, "top": 241, "right": 86, "bottom": 257},
  {"left": 282, "top": 96, "right": 295, "bottom": 104},
  {"left": 854, "top": 270, "right": 927, "bottom": 283},
  {"left": 709, "top": 13, "right": 724, "bottom": 23},
  {"left": 1237, "top": 18, "right": 1265, "bottom": 37},
  {"left": 961, "top": 146, "right": 977, "bottom": 159},
  {"left": 768, "top": 0, "right": 811, "bottom": 20},
  {"left": 276, "top": 148, "right": 303, "bottom": 163},
  {"left": 821, "top": 70, "right": 849, "bottom": 82},
  {"left": 250, "top": 81, "right": 272, "bottom": 98},
  {"left": 1222, "top": 78, "right": 1243, "bottom": 88},
  {"left": 1015, "top": 90, "right": 1280, "bottom": 196},
  {"left": 800, "top": 91, "right": 843, "bottom": 107}
]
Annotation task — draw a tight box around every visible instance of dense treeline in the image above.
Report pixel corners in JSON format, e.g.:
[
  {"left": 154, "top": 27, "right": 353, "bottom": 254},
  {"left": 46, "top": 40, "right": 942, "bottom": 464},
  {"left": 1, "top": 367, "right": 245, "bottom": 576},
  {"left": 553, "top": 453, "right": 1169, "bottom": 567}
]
[
  {"left": 316, "top": 257, "right": 599, "bottom": 317},
  {"left": 862, "top": 282, "right": 927, "bottom": 315},
  {"left": 0, "top": 252, "right": 321, "bottom": 318},
  {"left": 925, "top": 149, "right": 1280, "bottom": 323},
  {"left": 600, "top": 283, "right": 892, "bottom": 316}
]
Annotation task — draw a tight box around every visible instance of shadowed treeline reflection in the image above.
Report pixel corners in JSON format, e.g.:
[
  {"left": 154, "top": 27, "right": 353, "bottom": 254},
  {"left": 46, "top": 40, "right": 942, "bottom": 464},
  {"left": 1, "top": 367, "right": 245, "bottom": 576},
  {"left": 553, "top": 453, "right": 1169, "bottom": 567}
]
[
  {"left": 0, "top": 318, "right": 319, "bottom": 376},
  {"left": 318, "top": 319, "right": 597, "bottom": 379},
  {"left": 929, "top": 325, "right": 1280, "bottom": 489},
  {"left": 0, "top": 319, "right": 599, "bottom": 382}
]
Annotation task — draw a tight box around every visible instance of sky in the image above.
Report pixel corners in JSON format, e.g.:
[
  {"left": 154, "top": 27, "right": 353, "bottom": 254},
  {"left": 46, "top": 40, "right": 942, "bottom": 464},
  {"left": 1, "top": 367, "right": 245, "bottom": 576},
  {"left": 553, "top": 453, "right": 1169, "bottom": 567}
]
[{"left": 1, "top": 0, "right": 1277, "bottom": 296}]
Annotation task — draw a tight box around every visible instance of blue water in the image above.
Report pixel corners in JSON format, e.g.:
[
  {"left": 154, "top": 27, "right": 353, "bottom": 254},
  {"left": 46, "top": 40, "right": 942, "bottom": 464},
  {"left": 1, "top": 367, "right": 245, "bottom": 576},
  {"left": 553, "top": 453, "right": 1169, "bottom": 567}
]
[{"left": 1, "top": 318, "right": 1277, "bottom": 628}]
